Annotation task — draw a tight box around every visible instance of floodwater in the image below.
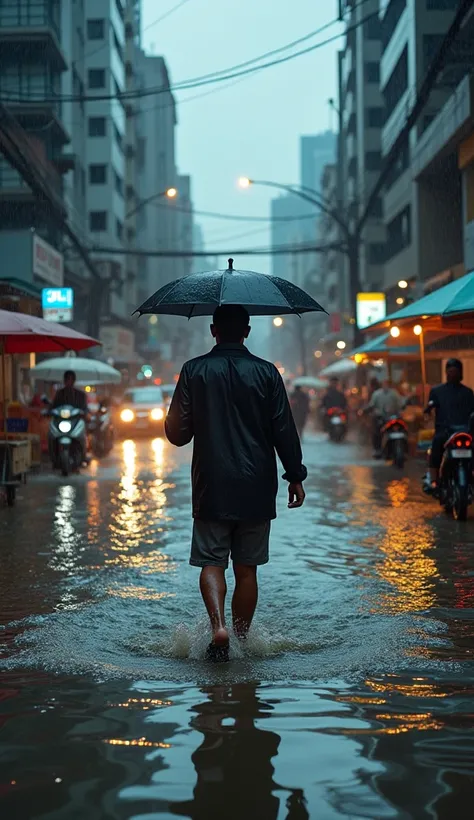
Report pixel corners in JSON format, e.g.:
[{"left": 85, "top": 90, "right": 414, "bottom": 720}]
[{"left": 2, "top": 435, "right": 474, "bottom": 818}]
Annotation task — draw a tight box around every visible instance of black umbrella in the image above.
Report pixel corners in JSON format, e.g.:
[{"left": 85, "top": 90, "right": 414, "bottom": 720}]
[{"left": 134, "top": 259, "right": 327, "bottom": 318}]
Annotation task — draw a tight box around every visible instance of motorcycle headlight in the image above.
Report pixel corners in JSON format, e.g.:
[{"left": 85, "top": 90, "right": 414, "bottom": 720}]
[
  {"left": 58, "top": 420, "right": 72, "bottom": 433},
  {"left": 150, "top": 407, "right": 164, "bottom": 421},
  {"left": 120, "top": 409, "right": 135, "bottom": 423}
]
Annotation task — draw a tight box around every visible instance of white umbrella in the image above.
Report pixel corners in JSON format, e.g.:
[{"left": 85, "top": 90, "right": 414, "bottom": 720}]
[
  {"left": 31, "top": 356, "right": 122, "bottom": 385},
  {"left": 320, "top": 359, "right": 358, "bottom": 377},
  {"left": 292, "top": 376, "right": 328, "bottom": 389}
]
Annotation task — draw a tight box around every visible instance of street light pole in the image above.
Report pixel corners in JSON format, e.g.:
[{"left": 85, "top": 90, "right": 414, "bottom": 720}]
[
  {"left": 125, "top": 186, "right": 178, "bottom": 220},
  {"left": 239, "top": 177, "right": 363, "bottom": 345}
]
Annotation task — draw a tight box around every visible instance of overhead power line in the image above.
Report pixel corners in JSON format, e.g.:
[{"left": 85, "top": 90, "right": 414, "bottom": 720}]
[
  {"left": 2, "top": 6, "right": 376, "bottom": 105},
  {"left": 149, "top": 199, "right": 318, "bottom": 223},
  {"left": 90, "top": 243, "right": 344, "bottom": 257}
]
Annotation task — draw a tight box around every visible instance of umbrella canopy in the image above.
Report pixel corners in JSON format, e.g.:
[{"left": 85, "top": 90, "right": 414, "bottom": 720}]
[
  {"left": 366, "top": 271, "right": 474, "bottom": 334},
  {"left": 292, "top": 376, "right": 328, "bottom": 389},
  {"left": 320, "top": 359, "right": 358, "bottom": 377},
  {"left": 31, "top": 356, "right": 121, "bottom": 385},
  {"left": 135, "top": 258, "right": 326, "bottom": 318},
  {"left": 0, "top": 310, "right": 99, "bottom": 354},
  {"left": 349, "top": 333, "right": 418, "bottom": 360}
]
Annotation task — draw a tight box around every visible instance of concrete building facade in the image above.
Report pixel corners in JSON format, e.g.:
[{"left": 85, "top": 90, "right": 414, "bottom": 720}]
[{"left": 380, "top": 0, "right": 465, "bottom": 298}]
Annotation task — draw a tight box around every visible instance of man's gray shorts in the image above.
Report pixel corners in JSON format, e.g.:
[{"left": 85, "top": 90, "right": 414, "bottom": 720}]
[{"left": 190, "top": 520, "right": 271, "bottom": 568}]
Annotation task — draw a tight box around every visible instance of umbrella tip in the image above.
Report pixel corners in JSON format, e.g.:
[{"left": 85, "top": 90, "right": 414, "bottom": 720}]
[{"left": 228, "top": 258, "right": 234, "bottom": 270}]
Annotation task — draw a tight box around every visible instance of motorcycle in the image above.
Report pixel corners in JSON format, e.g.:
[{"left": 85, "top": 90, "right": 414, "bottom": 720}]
[
  {"left": 380, "top": 415, "right": 408, "bottom": 468},
  {"left": 89, "top": 402, "right": 114, "bottom": 458},
  {"left": 326, "top": 406, "right": 347, "bottom": 442},
  {"left": 438, "top": 427, "right": 473, "bottom": 521},
  {"left": 48, "top": 405, "right": 87, "bottom": 477}
]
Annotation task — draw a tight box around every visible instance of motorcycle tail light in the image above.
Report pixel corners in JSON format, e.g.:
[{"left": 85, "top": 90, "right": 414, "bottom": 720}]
[{"left": 454, "top": 433, "right": 472, "bottom": 448}]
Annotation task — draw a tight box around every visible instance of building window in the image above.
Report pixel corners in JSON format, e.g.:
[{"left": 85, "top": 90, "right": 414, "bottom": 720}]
[
  {"left": 370, "top": 196, "right": 383, "bottom": 219},
  {"left": 366, "top": 107, "right": 384, "bottom": 128},
  {"left": 385, "top": 134, "right": 410, "bottom": 190},
  {"left": 88, "top": 117, "right": 106, "bottom": 137},
  {"left": 88, "top": 68, "right": 106, "bottom": 89},
  {"left": 427, "top": 0, "right": 458, "bottom": 7},
  {"left": 89, "top": 211, "right": 107, "bottom": 232},
  {"left": 382, "top": 46, "right": 408, "bottom": 118},
  {"left": 114, "top": 170, "right": 123, "bottom": 196},
  {"left": 364, "top": 15, "right": 380, "bottom": 40},
  {"left": 113, "top": 124, "right": 123, "bottom": 153},
  {"left": 365, "top": 151, "right": 382, "bottom": 171},
  {"left": 386, "top": 205, "right": 411, "bottom": 261},
  {"left": 116, "top": 218, "right": 123, "bottom": 240},
  {"left": 381, "top": 0, "right": 407, "bottom": 51},
  {"left": 89, "top": 164, "right": 107, "bottom": 184},
  {"left": 423, "top": 33, "right": 444, "bottom": 74},
  {"left": 365, "top": 62, "right": 380, "bottom": 84},
  {"left": 368, "top": 244, "right": 385, "bottom": 265},
  {"left": 87, "top": 19, "right": 105, "bottom": 39}
]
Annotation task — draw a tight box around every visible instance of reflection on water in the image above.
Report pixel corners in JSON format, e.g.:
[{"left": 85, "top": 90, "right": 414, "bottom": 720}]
[{"left": 3, "top": 438, "right": 474, "bottom": 817}]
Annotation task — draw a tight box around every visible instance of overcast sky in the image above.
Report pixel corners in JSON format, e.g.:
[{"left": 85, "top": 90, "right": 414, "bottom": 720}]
[{"left": 142, "top": 0, "right": 343, "bottom": 273}]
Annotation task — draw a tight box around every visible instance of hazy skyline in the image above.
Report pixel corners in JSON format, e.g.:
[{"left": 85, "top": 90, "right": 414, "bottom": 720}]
[{"left": 142, "top": 0, "right": 343, "bottom": 273}]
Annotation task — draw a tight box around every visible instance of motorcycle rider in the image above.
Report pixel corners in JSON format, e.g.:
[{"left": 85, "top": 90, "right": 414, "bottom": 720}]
[
  {"left": 52, "top": 370, "right": 88, "bottom": 413},
  {"left": 366, "top": 379, "right": 404, "bottom": 457},
  {"left": 50, "top": 370, "right": 88, "bottom": 466},
  {"left": 424, "top": 359, "right": 474, "bottom": 494}
]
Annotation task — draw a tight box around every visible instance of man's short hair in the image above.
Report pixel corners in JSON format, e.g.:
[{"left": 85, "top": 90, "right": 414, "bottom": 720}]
[
  {"left": 212, "top": 305, "right": 250, "bottom": 342},
  {"left": 64, "top": 370, "right": 76, "bottom": 382},
  {"left": 446, "top": 358, "right": 462, "bottom": 373}
]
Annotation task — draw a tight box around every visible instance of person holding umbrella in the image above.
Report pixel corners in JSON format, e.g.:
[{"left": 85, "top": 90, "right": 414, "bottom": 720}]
[
  {"left": 135, "top": 258, "right": 325, "bottom": 661},
  {"left": 165, "top": 304, "right": 307, "bottom": 661}
]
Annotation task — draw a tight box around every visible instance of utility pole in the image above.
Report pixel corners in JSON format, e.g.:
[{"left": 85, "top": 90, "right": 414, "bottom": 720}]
[{"left": 292, "top": 250, "right": 308, "bottom": 375}]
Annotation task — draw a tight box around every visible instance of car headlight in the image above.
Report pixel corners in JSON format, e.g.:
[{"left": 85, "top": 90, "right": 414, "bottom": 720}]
[
  {"left": 120, "top": 409, "right": 135, "bottom": 423},
  {"left": 150, "top": 407, "right": 164, "bottom": 421},
  {"left": 58, "top": 420, "right": 72, "bottom": 433}
]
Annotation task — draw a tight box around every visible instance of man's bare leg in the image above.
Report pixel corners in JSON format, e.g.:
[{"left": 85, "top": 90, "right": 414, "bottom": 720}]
[
  {"left": 200, "top": 567, "right": 229, "bottom": 647},
  {"left": 232, "top": 564, "right": 258, "bottom": 639}
]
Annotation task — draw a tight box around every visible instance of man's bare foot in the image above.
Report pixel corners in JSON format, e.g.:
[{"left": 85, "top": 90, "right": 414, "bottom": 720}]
[{"left": 212, "top": 626, "right": 229, "bottom": 647}]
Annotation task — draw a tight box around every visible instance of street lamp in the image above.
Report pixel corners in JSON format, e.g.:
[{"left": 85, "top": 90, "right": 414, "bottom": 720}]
[
  {"left": 238, "top": 176, "right": 364, "bottom": 345},
  {"left": 396, "top": 297, "right": 405, "bottom": 305},
  {"left": 398, "top": 280, "right": 409, "bottom": 289},
  {"left": 336, "top": 340, "right": 346, "bottom": 350},
  {"left": 126, "top": 186, "right": 178, "bottom": 219},
  {"left": 273, "top": 316, "right": 284, "bottom": 328},
  {"left": 413, "top": 324, "right": 422, "bottom": 336},
  {"left": 314, "top": 350, "right": 323, "bottom": 358},
  {"left": 390, "top": 326, "right": 401, "bottom": 338}
]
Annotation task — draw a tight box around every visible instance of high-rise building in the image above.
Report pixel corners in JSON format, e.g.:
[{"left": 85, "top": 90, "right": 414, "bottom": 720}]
[
  {"left": 380, "top": 0, "right": 464, "bottom": 296},
  {"left": 338, "top": 0, "right": 385, "bottom": 302}
]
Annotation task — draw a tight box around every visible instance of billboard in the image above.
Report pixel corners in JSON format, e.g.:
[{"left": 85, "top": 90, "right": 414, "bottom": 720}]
[
  {"left": 42, "top": 288, "right": 74, "bottom": 322},
  {"left": 356, "top": 293, "right": 386, "bottom": 330},
  {"left": 34, "top": 234, "right": 64, "bottom": 287}
]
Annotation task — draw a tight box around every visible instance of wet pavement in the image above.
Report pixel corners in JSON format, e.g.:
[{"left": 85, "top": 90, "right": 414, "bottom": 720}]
[{"left": 2, "top": 434, "right": 474, "bottom": 818}]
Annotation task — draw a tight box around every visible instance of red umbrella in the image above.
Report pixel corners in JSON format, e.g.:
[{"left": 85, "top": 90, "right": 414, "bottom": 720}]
[
  {"left": 0, "top": 310, "right": 99, "bottom": 354},
  {"left": 0, "top": 310, "right": 100, "bottom": 431}
]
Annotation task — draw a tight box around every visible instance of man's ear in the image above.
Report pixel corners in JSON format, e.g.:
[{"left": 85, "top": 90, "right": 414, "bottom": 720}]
[
  {"left": 210, "top": 324, "right": 217, "bottom": 338},
  {"left": 244, "top": 325, "right": 251, "bottom": 339}
]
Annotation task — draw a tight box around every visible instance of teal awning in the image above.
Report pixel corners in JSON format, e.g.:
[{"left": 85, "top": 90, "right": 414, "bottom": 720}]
[{"left": 349, "top": 333, "right": 418, "bottom": 358}]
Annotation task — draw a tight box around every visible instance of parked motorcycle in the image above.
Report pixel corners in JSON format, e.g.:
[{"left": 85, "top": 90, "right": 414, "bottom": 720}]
[
  {"left": 89, "top": 402, "right": 114, "bottom": 458},
  {"left": 326, "top": 406, "right": 347, "bottom": 442},
  {"left": 380, "top": 415, "right": 408, "bottom": 468},
  {"left": 437, "top": 427, "right": 473, "bottom": 521},
  {"left": 48, "top": 405, "right": 87, "bottom": 477}
]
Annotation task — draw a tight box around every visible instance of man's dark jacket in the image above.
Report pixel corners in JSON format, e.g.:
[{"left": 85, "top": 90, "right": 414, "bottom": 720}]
[
  {"left": 52, "top": 386, "right": 88, "bottom": 413},
  {"left": 428, "top": 381, "right": 474, "bottom": 432},
  {"left": 165, "top": 343, "right": 307, "bottom": 521}
]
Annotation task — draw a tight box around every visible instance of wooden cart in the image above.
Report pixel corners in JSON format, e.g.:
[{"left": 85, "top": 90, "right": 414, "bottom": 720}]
[{"left": 0, "top": 439, "right": 31, "bottom": 506}]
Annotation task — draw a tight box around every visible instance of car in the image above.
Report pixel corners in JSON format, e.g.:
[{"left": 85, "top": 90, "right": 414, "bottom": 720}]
[{"left": 116, "top": 386, "right": 166, "bottom": 437}]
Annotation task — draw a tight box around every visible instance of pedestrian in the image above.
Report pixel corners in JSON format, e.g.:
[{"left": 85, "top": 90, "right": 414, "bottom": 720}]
[
  {"left": 290, "top": 385, "right": 310, "bottom": 438},
  {"left": 165, "top": 304, "right": 307, "bottom": 662}
]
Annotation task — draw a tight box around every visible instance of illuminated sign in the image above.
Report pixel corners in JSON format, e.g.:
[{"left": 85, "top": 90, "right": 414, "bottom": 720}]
[
  {"left": 42, "top": 288, "right": 74, "bottom": 322},
  {"left": 356, "top": 292, "right": 386, "bottom": 329}
]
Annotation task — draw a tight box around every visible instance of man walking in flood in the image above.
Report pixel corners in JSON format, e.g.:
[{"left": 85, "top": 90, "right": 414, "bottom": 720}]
[{"left": 165, "top": 305, "right": 307, "bottom": 661}]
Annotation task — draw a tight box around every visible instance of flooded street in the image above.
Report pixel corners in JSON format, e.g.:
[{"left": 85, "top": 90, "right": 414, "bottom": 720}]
[{"left": 2, "top": 435, "right": 474, "bottom": 818}]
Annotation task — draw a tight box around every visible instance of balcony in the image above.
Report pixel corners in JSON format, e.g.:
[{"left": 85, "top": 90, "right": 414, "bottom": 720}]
[{"left": 0, "top": 1, "right": 67, "bottom": 71}]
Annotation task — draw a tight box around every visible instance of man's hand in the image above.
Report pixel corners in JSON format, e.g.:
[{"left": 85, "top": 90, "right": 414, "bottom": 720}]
[{"left": 288, "top": 482, "right": 305, "bottom": 509}]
